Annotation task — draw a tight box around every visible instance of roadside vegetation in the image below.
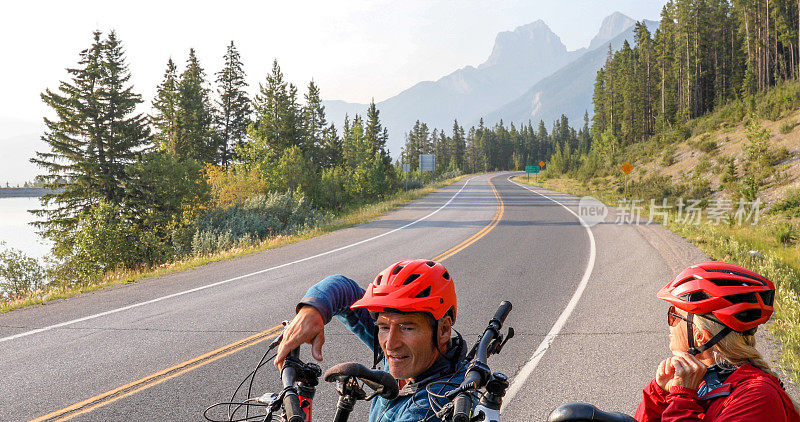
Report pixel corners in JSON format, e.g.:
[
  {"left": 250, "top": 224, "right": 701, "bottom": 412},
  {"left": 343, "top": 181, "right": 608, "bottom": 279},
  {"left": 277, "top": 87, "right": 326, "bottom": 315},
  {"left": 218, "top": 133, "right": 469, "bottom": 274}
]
[
  {"left": 505, "top": 0, "right": 800, "bottom": 387},
  {"left": 0, "top": 173, "right": 463, "bottom": 312}
]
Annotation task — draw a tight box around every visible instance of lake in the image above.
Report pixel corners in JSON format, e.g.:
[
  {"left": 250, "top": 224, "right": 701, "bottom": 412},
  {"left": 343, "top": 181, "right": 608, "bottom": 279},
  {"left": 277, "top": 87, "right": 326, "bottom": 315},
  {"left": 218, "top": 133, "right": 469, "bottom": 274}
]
[{"left": 0, "top": 196, "right": 52, "bottom": 260}]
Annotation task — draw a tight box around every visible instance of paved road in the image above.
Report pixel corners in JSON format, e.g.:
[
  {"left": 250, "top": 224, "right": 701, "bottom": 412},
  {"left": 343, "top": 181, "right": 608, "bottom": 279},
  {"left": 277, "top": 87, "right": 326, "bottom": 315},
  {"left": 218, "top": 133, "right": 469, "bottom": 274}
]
[{"left": 1, "top": 173, "right": 770, "bottom": 421}]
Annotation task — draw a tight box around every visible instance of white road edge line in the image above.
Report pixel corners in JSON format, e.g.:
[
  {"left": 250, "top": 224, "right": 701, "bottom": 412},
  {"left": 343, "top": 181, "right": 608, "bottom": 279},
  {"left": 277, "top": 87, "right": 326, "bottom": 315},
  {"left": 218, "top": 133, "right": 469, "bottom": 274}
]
[
  {"left": 0, "top": 177, "right": 477, "bottom": 344},
  {"left": 501, "top": 176, "right": 597, "bottom": 412}
]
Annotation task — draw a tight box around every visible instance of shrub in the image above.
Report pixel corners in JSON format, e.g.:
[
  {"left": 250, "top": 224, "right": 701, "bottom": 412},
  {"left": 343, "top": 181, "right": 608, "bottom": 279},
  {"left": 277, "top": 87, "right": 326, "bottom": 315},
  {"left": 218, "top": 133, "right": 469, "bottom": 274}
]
[
  {"left": 628, "top": 174, "right": 678, "bottom": 201},
  {"left": 779, "top": 120, "right": 799, "bottom": 134},
  {"left": 771, "top": 188, "right": 800, "bottom": 217},
  {"left": 661, "top": 145, "right": 677, "bottom": 166},
  {"left": 59, "top": 201, "right": 140, "bottom": 283},
  {"left": 188, "top": 191, "right": 320, "bottom": 256},
  {"left": 0, "top": 243, "right": 46, "bottom": 299},
  {"left": 694, "top": 157, "right": 711, "bottom": 176},
  {"left": 773, "top": 223, "right": 799, "bottom": 246},
  {"left": 695, "top": 134, "right": 718, "bottom": 153}
]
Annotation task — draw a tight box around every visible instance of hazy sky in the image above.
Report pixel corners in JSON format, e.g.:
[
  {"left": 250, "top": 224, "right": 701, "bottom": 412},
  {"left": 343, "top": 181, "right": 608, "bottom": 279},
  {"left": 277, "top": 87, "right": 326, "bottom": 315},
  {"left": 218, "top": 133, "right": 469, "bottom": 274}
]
[
  {"left": 1, "top": 1, "right": 668, "bottom": 124},
  {"left": 0, "top": 0, "right": 667, "bottom": 184}
]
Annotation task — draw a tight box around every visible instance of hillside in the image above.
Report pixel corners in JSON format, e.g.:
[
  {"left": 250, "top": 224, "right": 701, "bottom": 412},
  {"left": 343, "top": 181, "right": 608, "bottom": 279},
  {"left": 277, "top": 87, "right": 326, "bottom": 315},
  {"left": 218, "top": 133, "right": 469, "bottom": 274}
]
[{"left": 636, "top": 111, "right": 800, "bottom": 206}]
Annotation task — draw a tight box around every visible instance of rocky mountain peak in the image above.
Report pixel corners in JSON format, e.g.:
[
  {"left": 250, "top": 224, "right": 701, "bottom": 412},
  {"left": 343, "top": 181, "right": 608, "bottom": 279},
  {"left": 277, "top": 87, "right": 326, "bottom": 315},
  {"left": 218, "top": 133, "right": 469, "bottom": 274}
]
[
  {"left": 481, "top": 20, "right": 567, "bottom": 69},
  {"left": 589, "top": 12, "right": 635, "bottom": 51}
]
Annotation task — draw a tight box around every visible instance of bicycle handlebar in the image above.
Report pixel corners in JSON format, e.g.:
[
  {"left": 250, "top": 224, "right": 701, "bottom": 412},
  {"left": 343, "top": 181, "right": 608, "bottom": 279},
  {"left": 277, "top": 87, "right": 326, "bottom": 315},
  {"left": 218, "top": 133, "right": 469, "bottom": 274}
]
[
  {"left": 453, "top": 301, "right": 513, "bottom": 422},
  {"left": 323, "top": 362, "right": 399, "bottom": 399},
  {"left": 281, "top": 348, "right": 305, "bottom": 422},
  {"left": 548, "top": 403, "right": 636, "bottom": 422}
]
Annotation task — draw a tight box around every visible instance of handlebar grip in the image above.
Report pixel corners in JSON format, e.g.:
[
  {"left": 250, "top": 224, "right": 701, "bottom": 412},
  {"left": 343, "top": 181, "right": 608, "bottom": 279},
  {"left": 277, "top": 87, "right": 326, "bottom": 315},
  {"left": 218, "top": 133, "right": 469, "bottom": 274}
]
[
  {"left": 452, "top": 393, "right": 472, "bottom": 422},
  {"left": 282, "top": 392, "right": 304, "bottom": 422},
  {"left": 492, "top": 301, "right": 512, "bottom": 326},
  {"left": 323, "top": 362, "right": 399, "bottom": 400}
]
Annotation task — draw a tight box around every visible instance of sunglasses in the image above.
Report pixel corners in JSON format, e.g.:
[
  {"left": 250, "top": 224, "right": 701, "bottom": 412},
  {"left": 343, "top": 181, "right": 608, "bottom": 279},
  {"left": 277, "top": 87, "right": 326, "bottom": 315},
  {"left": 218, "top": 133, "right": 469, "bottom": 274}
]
[{"left": 667, "top": 305, "right": 691, "bottom": 327}]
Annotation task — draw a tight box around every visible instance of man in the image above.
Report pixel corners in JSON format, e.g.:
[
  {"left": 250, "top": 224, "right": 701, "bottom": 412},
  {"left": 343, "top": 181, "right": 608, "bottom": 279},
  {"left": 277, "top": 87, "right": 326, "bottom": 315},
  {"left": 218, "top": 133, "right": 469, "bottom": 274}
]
[{"left": 275, "top": 259, "right": 467, "bottom": 421}]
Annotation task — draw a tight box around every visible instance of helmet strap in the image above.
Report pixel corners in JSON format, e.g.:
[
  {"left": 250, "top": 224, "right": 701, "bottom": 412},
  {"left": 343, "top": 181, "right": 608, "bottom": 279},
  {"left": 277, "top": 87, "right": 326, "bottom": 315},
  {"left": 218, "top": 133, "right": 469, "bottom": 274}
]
[
  {"left": 687, "top": 313, "right": 733, "bottom": 356},
  {"left": 373, "top": 324, "right": 384, "bottom": 369}
]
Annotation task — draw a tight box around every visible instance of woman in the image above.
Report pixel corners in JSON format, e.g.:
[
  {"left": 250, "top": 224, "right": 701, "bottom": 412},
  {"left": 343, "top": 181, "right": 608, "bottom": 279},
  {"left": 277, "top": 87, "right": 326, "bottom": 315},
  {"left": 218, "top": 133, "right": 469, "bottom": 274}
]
[{"left": 635, "top": 262, "right": 799, "bottom": 421}]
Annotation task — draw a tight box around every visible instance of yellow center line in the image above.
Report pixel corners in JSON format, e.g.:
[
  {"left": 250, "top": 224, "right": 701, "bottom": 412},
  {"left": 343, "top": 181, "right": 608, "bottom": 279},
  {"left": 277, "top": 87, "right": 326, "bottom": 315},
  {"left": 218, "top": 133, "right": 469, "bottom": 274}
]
[
  {"left": 31, "top": 325, "right": 284, "bottom": 422},
  {"left": 432, "top": 176, "right": 503, "bottom": 262},
  {"left": 32, "top": 175, "right": 505, "bottom": 421}
]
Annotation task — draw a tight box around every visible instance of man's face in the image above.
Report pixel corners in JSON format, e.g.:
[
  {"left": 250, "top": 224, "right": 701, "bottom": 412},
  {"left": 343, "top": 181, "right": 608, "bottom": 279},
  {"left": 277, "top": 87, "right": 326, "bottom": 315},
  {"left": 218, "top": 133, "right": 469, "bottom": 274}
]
[{"left": 376, "top": 312, "right": 440, "bottom": 380}]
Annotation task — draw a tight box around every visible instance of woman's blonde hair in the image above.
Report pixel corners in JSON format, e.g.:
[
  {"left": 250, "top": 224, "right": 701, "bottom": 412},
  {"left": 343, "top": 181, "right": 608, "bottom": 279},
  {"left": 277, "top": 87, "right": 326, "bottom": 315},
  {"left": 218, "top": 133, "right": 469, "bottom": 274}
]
[
  {"left": 694, "top": 316, "right": 776, "bottom": 377},
  {"left": 695, "top": 315, "right": 799, "bottom": 411}
]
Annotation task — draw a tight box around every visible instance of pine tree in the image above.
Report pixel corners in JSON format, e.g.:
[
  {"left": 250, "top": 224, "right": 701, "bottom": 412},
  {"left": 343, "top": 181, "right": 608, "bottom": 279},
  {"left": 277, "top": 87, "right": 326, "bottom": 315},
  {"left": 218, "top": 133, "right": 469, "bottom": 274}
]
[
  {"left": 152, "top": 59, "right": 180, "bottom": 155},
  {"left": 215, "top": 41, "right": 251, "bottom": 167},
  {"left": 364, "top": 100, "right": 390, "bottom": 163},
  {"left": 302, "top": 80, "right": 328, "bottom": 168},
  {"left": 175, "top": 48, "right": 216, "bottom": 163},
  {"left": 451, "top": 120, "right": 466, "bottom": 170},
  {"left": 32, "top": 30, "right": 151, "bottom": 250},
  {"left": 249, "top": 59, "right": 303, "bottom": 158}
]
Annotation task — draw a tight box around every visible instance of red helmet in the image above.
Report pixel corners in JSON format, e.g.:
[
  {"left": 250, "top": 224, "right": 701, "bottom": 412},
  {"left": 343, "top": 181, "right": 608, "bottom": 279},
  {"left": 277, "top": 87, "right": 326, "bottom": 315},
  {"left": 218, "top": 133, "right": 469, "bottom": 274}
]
[
  {"left": 658, "top": 262, "right": 774, "bottom": 332},
  {"left": 351, "top": 259, "right": 457, "bottom": 322}
]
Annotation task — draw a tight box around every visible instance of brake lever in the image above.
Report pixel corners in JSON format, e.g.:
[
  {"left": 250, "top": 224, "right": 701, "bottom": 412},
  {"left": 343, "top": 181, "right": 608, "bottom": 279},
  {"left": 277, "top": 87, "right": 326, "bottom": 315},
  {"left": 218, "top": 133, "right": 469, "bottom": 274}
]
[{"left": 488, "top": 327, "right": 514, "bottom": 355}]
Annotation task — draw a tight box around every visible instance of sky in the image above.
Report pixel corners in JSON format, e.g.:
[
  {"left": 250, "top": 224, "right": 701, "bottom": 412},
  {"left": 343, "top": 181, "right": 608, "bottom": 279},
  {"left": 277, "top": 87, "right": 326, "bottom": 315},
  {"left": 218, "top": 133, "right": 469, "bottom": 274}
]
[{"left": 0, "top": 0, "right": 668, "bottom": 184}]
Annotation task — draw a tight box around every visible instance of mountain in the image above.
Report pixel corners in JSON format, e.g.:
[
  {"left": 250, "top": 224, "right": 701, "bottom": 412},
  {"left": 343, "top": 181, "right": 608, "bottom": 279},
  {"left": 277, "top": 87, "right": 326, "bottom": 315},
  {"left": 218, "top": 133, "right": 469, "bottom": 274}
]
[
  {"left": 324, "top": 19, "right": 593, "bottom": 156},
  {"left": 481, "top": 19, "right": 660, "bottom": 131},
  {"left": 589, "top": 12, "right": 636, "bottom": 51}
]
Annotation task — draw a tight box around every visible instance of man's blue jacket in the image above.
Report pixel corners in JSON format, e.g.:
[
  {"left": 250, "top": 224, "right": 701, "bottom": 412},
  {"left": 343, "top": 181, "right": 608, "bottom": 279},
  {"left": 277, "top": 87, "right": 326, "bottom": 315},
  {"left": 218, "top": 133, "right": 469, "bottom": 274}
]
[{"left": 299, "top": 275, "right": 468, "bottom": 422}]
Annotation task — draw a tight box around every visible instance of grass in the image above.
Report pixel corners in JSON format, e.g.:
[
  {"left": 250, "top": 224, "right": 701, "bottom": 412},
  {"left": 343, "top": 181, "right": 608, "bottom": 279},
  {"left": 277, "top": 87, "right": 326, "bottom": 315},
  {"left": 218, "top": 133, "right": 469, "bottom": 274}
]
[
  {"left": 513, "top": 174, "right": 800, "bottom": 387},
  {"left": 0, "top": 175, "right": 466, "bottom": 313}
]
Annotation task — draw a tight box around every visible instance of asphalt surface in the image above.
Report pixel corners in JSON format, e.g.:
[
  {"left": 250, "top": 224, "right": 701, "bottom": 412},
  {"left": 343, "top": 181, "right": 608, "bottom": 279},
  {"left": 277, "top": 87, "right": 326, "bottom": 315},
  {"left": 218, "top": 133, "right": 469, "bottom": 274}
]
[{"left": 0, "top": 173, "right": 791, "bottom": 421}]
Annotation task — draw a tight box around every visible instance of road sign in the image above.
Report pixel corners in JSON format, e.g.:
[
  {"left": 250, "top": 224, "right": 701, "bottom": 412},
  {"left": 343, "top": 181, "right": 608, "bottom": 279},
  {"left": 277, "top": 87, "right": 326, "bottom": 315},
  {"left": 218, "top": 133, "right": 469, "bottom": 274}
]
[
  {"left": 525, "top": 165, "right": 540, "bottom": 174},
  {"left": 621, "top": 162, "right": 634, "bottom": 174},
  {"left": 420, "top": 154, "right": 436, "bottom": 171},
  {"left": 402, "top": 164, "right": 411, "bottom": 172},
  {"left": 539, "top": 160, "right": 546, "bottom": 167}
]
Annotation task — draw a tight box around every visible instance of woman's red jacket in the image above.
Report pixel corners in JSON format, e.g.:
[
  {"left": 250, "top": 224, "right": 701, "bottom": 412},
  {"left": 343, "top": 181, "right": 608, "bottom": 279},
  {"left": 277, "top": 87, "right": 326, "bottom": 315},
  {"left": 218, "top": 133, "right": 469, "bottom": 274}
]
[{"left": 634, "top": 364, "right": 799, "bottom": 421}]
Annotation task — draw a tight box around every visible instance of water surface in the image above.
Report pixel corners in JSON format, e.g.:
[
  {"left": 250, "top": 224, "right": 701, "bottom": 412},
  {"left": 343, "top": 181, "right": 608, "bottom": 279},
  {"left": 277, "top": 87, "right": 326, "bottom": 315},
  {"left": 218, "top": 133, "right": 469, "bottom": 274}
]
[{"left": 0, "top": 196, "right": 52, "bottom": 259}]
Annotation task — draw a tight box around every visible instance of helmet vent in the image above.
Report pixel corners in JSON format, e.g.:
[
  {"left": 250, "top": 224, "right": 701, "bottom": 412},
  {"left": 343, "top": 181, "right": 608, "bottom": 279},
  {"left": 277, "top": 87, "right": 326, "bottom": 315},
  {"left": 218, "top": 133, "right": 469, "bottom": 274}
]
[
  {"left": 734, "top": 309, "right": 762, "bottom": 323},
  {"left": 706, "top": 270, "right": 765, "bottom": 285},
  {"left": 680, "top": 291, "right": 711, "bottom": 302},
  {"left": 759, "top": 290, "right": 775, "bottom": 306},
  {"left": 375, "top": 275, "right": 382, "bottom": 285},
  {"left": 442, "top": 271, "right": 450, "bottom": 280},
  {"left": 726, "top": 293, "right": 758, "bottom": 304},
  {"left": 414, "top": 286, "right": 431, "bottom": 298},
  {"left": 403, "top": 274, "right": 420, "bottom": 285},
  {"left": 707, "top": 278, "right": 757, "bottom": 287},
  {"left": 425, "top": 261, "right": 435, "bottom": 267},
  {"left": 392, "top": 265, "right": 404, "bottom": 275}
]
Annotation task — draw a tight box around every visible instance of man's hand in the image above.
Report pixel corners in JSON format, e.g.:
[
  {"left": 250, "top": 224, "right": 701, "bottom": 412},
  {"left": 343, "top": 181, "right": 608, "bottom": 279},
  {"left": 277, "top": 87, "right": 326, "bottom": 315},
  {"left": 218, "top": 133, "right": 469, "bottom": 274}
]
[
  {"left": 655, "top": 358, "right": 676, "bottom": 392},
  {"left": 274, "top": 305, "right": 326, "bottom": 367},
  {"left": 669, "top": 351, "right": 707, "bottom": 390}
]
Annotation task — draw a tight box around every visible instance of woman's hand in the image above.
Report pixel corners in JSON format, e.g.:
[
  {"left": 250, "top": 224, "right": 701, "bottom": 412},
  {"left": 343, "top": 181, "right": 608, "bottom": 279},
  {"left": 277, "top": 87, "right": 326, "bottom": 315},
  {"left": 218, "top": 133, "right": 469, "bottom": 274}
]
[
  {"left": 669, "top": 351, "right": 707, "bottom": 390},
  {"left": 274, "top": 305, "right": 326, "bottom": 367},
  {"left": 655, "top": 358, "right": 676, "bottom": 391}
]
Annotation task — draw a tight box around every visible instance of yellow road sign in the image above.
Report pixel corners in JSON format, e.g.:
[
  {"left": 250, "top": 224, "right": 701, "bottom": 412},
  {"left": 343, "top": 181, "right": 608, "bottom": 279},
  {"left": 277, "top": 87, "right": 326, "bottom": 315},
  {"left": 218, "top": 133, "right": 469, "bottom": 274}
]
[{"left": 621, "top": 162, "right": 634, "bottom": 174}]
